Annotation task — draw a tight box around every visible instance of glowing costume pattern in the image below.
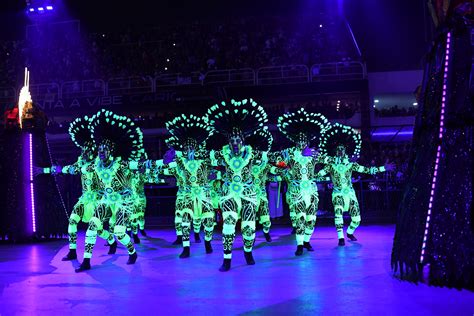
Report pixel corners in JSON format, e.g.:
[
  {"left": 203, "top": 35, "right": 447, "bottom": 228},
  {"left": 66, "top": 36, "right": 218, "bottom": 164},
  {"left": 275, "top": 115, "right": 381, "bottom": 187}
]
[
  {"left": 164, "top": 136, "right": 186, "bottom": 241},
  {"left": 76, "top": 109, "right": 145, "bottom": 271},
  {"left": 207, "top": 98, "right": 268, "bottom": 271},
  {"left": 318, "top": 123, "right": 388, "bottom": 244},
  {"left": 130, "top": 172, "right": 147, "bottom": 235},
  {"left": 246, "top": 129, "right": 278, "bottom": 239},
  {"left": 211, "top": 145, "right": 257, "bottom": 254},
  {"left": 276, "top": 108, "right": 330, "bottom": 254},
  {"left": 44, "top": 115, "right": 116, "bottom": 260},
  {"left": 165, "top": 114, "right": 214, "bottom": 257}
]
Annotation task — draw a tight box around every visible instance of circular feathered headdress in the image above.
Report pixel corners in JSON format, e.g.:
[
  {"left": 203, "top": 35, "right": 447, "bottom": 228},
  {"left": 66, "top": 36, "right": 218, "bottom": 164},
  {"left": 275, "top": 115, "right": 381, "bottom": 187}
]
[
  {"left": 69, "top": 115, "right": 94, "bottom": 150},
  {"left": 245, "top": 128, "right": 273, "bottom": 152},
  {"left": 207, "top": 98, "right": 268, "bottom": 139},
  {"left": 319, "top": 123, "right": 362, "bottom": 158},
  {"left": 205, "top": 131, "right": 229, "bottom": 151},
  {"left": 277, "top": 108, "right": 329, "bottom": 145},
  {"left": 90, "top": 109, "right": 144, "bottom": 161},
  {"left": 165, "top": 135, "right": 183, "bottom": 151},
  {"left": 165, "top": 114, "right": 211, "bottom": 146}
]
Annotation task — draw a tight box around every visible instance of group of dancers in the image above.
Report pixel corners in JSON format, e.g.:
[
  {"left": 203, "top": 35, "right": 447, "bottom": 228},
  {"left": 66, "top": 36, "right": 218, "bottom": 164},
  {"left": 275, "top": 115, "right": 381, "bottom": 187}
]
[{"left": 39, "top": 99, "right": 394, "bottom": 272}]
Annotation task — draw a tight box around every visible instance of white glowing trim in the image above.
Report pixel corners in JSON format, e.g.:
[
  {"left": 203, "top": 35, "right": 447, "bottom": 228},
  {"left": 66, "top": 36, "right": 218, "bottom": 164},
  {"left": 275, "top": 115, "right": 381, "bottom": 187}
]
[
  {"left": 18, "top": 68, "right": 31, "bottom": 129},
  {"left": 420, "top": 32, "right": 451, "bottom": 263},
  {"left": 29, "top": 133, "right": 36, "bottom": 232}
]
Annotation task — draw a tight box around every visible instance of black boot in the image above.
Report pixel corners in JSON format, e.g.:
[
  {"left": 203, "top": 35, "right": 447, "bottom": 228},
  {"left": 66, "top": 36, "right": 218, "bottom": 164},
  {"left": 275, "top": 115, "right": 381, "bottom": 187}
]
[
  {"left": 303, "top": 241, "right": 314, "bottom": 252},
  {"left": 219, "top": 259, "right": 231, "bottom": 272},
  {"left": 62, "top": 249, "right": 77, "bottom": 261},
  {"left": 194, "top": 232, "right": 201, "bottom": 243},
  {"left": 108, "top": 241, "right": 117, "bottom": 254},
  {"left": 264, "top": 232, "right": 272, "bottom": 242},
  {"left": 75, "top": 258, "right": 91, "bottom": 272},
  {"left": 133, "top": 233, "right": 141, "bottom": 244},
  {"left": 338, "top": 238, "right": 345, "bottom": 246},
  {"left": 347, "top": 233, "right": 358, "bottom": 241},
  {"left": 127, "top": 252, "right": 138, "bottom": 264},
  {"left": 295, "top": 245, "right": 304, "bottom": 256},
  {"left": 172, "top": 235, "right": 183, "bottom": 245},
  {"left": 244, "top": 251, "right": 256, "bottom": 265},
  {"left": 179, "top": 246, "right": 190, "bottom": 258},
  {"left": 291, "top": 227, "right": 296, "bottom": 235},
  {"left": 140, "top": 229, "right": 147, "bottom": 237},
  {"left": 205, "top": 241, "right": 213, "bottom": 254}
]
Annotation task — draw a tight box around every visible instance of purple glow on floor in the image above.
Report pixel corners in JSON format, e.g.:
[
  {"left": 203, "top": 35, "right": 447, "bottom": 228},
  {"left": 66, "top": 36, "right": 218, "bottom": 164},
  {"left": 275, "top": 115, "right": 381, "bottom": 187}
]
[{"left": 0, "top": 226, "right": 472, "bottom": 314}]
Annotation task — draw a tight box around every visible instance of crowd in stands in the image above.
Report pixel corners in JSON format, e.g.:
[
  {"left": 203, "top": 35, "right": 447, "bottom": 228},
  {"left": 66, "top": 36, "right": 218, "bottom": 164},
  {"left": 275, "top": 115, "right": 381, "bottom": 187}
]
[
  {"left": 375, "top": 105, "right": 417, "bottom": 117},
  {"left": 0, "top": 15, "right": 359, "bottom": 86},
  {"left": 359, "top": 142, "right": 412, "bottom": 190}
]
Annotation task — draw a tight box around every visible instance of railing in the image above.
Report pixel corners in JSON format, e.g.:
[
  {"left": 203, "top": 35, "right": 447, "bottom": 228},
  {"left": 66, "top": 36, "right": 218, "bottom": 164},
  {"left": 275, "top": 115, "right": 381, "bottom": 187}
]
[
  {"left": 29, "top": 83, "right": 60, "bottom": 102},
  {"left": 61, "top": 79, "right": 106, "bottom": 99},
  {"left": 257, "top": 65, "right": 309, "bottom": 85},
  {"left": 107, "top": 76, "right": 154, "bottom": 95},
  {"left": 1, "top": 62, "right": 367, "bottom": 103},
  {"left": 155, "top": 72, "right": 202, "bottom": 87},
  {"left": 204, "top": 68, "right": 255, "bottom": 86},
  {"left": 310, "top": 61, "right": 366, "bottom": 82}
]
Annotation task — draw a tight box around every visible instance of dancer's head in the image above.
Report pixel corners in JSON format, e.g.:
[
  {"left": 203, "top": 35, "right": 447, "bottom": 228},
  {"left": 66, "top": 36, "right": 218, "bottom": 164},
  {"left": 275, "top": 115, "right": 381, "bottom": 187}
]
[
  {"left": 336, "top": 144, "right": 346, "bottom": 157},
  {"left": 229, "top": 128, "right": 244, "bottom": 155},
  {"left": 277, "top": 108, "right": 329, "bottom": 149},
  {"left": 165, "top": 114, "right": 211, "bottom": 159},
  {"left": 90, "top": 109, "right": 144, "bottom": 162},
  {"left": 296, "top": 133, "right": 309, "bottom": 149},
  {"left": 207, "top": 99, "right": 268, "bottom": 153},
  {"left": 98, "top": 141, "right": 114, "bottom": 162}
]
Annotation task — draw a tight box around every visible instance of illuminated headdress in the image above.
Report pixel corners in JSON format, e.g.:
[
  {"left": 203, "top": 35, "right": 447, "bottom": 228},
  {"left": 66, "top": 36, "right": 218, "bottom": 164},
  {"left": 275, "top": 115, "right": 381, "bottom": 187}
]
[
  {"left": 68, "top": 115, "right": 94, "bottom": 151},
  {"left": 245, "top": 128, "right": 273, "bottom": 152},
  {"left": 90, "top": 109, "right": 144, "bottom": 161},
  {"left": 165, "top": 135, "right": 183, "bottom": 151},
  {"left": 165, "top": 114, "right": 211, "bottom": 148},
  {"left": 277, "top": 108, "right": 329, "bottom": 146},
  {"left": 319, "top": 123, "right": 362, "bottom": 158},
  {"left": 207, "top": 98, "right": 268, "bottom": 139}
]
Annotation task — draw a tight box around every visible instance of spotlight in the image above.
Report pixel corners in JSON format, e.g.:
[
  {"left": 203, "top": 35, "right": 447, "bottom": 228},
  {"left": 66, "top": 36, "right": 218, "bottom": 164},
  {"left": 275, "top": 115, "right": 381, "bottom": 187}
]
[
  {"left": 319, "top": 24, "right": 323, "bottom": 28},
  {"left": 374, "top": 99, "right": 379, "bottom": 103},
  {"left": 29, "top": 8, "right": 35, "bottom": 12},
  {"left": 164, "top": 67, "right": 168, "bottom": 71},
  {"left": 166, "top": 58, "right": 170, "bottom": 62},
  {"left": 413, "top": 102, "right": 418, "bottom": 106},
  {"left": 46, "top": 5, "right": 53, "bottom": 10},
  {"left": 38, "top": 7, "right": 44, "bottom": 11}
]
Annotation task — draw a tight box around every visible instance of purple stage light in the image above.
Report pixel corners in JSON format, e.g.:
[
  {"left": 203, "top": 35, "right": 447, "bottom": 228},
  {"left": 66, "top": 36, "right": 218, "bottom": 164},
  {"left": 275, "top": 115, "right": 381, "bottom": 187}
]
[
  {"left": 46, "top": 6, "right": 53, "bottom": 10},
  {"left": 38, "top": 7, "right": 44, "bottom": 11},
  {"left": 420, "top": 32, "right": 451, "bottom": 263},
  {"left": 29, "top": 8, "right": 35, "bottom": 12}
]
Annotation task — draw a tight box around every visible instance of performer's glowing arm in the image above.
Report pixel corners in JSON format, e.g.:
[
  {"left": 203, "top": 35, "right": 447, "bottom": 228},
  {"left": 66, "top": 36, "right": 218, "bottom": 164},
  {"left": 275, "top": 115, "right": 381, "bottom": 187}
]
[{"left": 351, "top": 162, "right": 385, "bottom": 175}]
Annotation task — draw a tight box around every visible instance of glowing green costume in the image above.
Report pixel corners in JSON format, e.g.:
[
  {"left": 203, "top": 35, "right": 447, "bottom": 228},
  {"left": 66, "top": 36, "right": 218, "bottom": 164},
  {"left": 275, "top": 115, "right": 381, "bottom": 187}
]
[
  {"left": 41, "top": 116, "right": 115, "bottom": 261},
  {"left": 165, "top": 114, "right": 214, "bottom": 258},
  {"left": 246, "top": 129, "right": 278, "bottom": 241},
  {"left": 76, "top": 109, "right": 145, "bottom": 272},
  {"left": 318, "top": 123, "right": 389, "bottom": 246},
  {"left": 276, "top": 108, "right": 330, "bottom": 255},
  {"left": 207, "top": 98, "right": 268, "bottom": 271}
]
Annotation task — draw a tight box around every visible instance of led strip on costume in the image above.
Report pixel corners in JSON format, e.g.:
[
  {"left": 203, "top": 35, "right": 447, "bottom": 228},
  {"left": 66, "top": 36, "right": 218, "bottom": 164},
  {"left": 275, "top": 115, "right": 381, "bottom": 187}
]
[
  {"left": 420, "top": 32, "right": 451, "bottom": 263},
  {"left": 29, "top": 133, "right": 36, "bottom": 232}
]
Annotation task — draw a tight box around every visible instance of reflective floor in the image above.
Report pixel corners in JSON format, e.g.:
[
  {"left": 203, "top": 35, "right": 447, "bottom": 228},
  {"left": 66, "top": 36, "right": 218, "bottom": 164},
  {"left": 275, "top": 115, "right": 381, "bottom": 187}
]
[{"left": 0, "top": 225, "right": 473, "bottom": 315}]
